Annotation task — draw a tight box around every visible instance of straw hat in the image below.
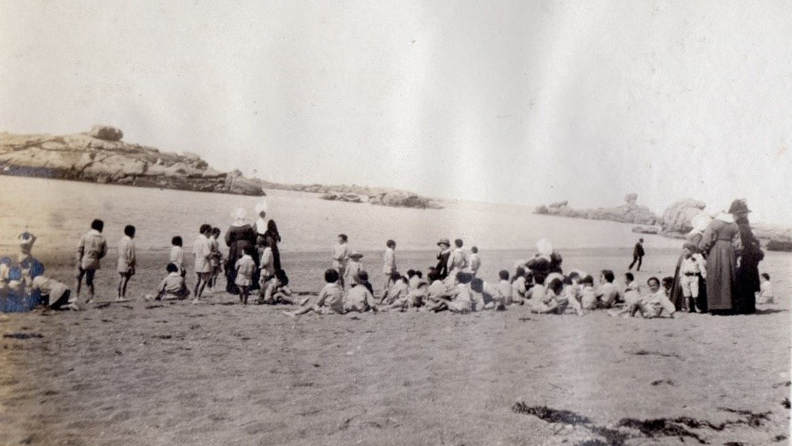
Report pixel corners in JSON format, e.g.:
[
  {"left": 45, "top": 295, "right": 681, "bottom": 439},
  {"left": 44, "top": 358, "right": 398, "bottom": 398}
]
[
  {"left": 348, "top": 252, "right": 364, "bottom": 259},
  {"left": 437, "top": 238, "right": 450, "bottom": 247}
]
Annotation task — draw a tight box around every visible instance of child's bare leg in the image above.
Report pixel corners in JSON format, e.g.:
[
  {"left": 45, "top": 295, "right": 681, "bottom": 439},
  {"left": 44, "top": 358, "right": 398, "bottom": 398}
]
[{"left": 284, "top": 304, "right": 317, "bottom": 317}]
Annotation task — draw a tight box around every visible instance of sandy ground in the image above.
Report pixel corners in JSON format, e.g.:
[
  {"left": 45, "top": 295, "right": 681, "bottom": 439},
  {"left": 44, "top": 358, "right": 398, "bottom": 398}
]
[{"left": 0, "top": 248, "right": 790, "bottom": 446}]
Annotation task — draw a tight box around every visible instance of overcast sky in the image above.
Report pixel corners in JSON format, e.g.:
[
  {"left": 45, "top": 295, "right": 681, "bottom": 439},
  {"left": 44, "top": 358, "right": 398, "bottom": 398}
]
[{"left": 1, "top": 0, "right": 790, "bottom": 223}]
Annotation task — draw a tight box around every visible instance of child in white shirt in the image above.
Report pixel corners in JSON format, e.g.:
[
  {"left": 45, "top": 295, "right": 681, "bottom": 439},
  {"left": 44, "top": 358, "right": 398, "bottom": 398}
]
[
  {"left": 285, "top": 269, "right": 345, "bottom": 316},
  {"left": 235, "top": 248, "right": 256, "bottom": 305},
  {"left": 757, "top": 273, "right": 774, "bottom": 304},
  {"left": 170, "top": 236, "right": 185, "bottom": 276},
  {"left": 333, "top": 234, "right": 349, "bottom": 289},
  {"left": 680, "top": 243, "right": 706, "bottom": 311},
  {"left": 117, "top": 225, "right": 136, "bottom": 302}
]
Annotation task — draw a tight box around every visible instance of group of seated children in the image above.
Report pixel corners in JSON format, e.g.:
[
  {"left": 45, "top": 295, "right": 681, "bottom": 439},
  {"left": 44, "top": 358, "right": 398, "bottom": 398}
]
[{"left": 280, "top": 258, "right": 692, "bottom": 318}]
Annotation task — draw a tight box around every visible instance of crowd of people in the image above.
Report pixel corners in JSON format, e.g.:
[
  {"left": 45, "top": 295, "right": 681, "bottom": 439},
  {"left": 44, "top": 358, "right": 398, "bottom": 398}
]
[{"left": 0, "top": 199, "right": 776, "bottom": 317}]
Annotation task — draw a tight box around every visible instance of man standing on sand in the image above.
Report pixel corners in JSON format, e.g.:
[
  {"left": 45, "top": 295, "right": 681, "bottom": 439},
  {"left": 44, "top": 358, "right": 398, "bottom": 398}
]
[{"left": 629, "top": 238, "right": 645, "bottom": 271}]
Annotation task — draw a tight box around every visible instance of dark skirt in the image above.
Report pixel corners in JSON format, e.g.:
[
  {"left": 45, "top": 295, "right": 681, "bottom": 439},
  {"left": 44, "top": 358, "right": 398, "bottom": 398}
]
[{"left": 705, "top": 240, "right": 736, "bottom": 311}]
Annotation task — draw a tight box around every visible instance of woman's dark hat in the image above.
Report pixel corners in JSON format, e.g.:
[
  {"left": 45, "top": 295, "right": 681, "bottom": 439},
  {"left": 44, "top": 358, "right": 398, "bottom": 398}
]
[
  {"left": 728, "top": 199, "right": 751, "bottom": 214},
  {"left": 437, "top": 238, "right": 450, "bottom": 247}
]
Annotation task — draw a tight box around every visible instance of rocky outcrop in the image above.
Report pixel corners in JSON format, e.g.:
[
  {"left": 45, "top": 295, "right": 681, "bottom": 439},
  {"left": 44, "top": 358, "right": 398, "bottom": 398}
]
[
  {"left": 259, "top": 180, "right": 443, "bottom": 210},
  {"left": 534, "top": 194, "right": 659, "bottom": 225},
  {"left": 369, "top": 191, "right": 442, "bottom": 209},
  {"left": 632, "top": 226, "right": 659, "bottom": 235},
  {"left": 660, "top": 199, "right": 707, "bottom": 233},
  {"left": 0, "top": 128, "right": 265, "bottom": 196},
  {"left": 321, "top": 193, "right": 364, "bottom": 203}
]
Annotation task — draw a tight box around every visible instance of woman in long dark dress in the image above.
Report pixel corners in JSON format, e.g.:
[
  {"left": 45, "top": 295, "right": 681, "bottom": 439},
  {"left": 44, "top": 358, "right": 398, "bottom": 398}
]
[
  {"left": 254, "top": 201, "right": 283, "bottom": 272},
  {"left": 732, "top": 201, "right": 763, "bottom": 315},
  {"left": 225, "top": 207, "right": 258, "bottom": 294},
  {"left": 435, "top": 239, "right": 451, "bottom": 280},
  {"left": 698, "top": 207, "right": 742, "bottom": 315}
]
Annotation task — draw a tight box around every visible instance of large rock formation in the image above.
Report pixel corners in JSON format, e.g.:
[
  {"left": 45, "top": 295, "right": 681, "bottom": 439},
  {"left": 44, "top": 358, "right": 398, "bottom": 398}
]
[
  {"left": 657, "top": 198, "right": 792, "bottom": 252},
  {"left": 0, "top": 128, "right": 265, "bottom": 196},
  {"left": 259, "top": 180, "right": 443, "bottom": 210},
  {"left": 534, "top": 194, "right": 659, "bottom": 225},
  {"left": 660, "top": 199, "right": 707, "bottom": 233}
]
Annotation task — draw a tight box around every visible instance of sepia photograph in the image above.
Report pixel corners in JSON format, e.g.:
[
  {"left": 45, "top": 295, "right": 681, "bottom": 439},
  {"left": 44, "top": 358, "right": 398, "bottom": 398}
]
[{"left": 0, "top": 1, "right": 790, "bottom": 445}]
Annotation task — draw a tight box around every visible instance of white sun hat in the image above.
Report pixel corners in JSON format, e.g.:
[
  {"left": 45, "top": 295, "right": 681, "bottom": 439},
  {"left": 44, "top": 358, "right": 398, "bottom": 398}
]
[
  {"left": 254, "top": 199, "right": 269, "bottom": 216},
  {"left": 231, "top": 207, "right": 248, "bottom": 226}
]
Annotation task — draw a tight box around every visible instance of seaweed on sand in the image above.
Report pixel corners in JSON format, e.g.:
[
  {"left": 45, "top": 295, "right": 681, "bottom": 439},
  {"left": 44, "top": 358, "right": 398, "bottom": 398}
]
[{"left": 511, "top": 403, "right": 592, "bottom": 425}]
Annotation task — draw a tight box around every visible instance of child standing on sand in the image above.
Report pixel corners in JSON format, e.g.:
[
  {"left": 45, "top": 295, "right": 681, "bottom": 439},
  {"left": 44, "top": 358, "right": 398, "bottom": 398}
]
[
  {"left": 757, "top": 273, "right": 774, "bottom": 304},
  {"left": 446, "top": 239, "right": 468, "bottom": 283},
  {"left": 285, "top": 269, "right": 344, "bottom": 316},
  {"left": 170, "top": 236, "right": 186, "bottom": 276},
  {"left": 333, "top": 234, "right": 349, "bottom": 289},
  {"left": 117, "top": 225, "right": 136, "bottom": 302},
  {"left": 469, "top": 246, "right": 481, "bottom": 277},
  {"left": 382, "top": 240, "right": 397, "bottom": 300},
  {"left": 235, "top": 247, "right": 256, "bottom": 305},
  {"left": 76, "top": 219, "right": 108, "bottom": 304},
  {"left": 193, "top": 224, "right": 213, "bottom": 302},
  {"left": 679, "top": 242, "right": 707, "bottom": 312},
  {"left": 344, "top": 252, "right": 364, "bottom": 287},
  {"left": 208, "top": 227, "right": 223, "bottom": 291},
  {"left": 580, "top": 275, "right": 598, "bottom": 310}
]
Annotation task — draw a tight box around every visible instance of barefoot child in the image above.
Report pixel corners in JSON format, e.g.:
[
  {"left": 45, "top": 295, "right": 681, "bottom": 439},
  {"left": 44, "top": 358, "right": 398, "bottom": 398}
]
[
  {"left": 235, "top": 247, "right": 256, "bottom": 305},
  {"left": 611, "top": 277, "right": 676, "bottom": 318},
  {"left": 76, "top": 219, "right": 108, "bottom": 304},
  {"left": 208, "top": 227, "right": 223, "bottom": 291},
  {"left": 580, "top": 275, "right": 598, "bottom": 310},
  {"left": 31, "top": 275, "right": 78, "bottom": 310},
  {"left": 193, "top": 224, "right": 213, "bottom": 302},
  {"left": 260, "top": 270, "right": 306, "bottom": 305},
  {"left": 152, "top": 263, "right": 189, "bottom": 301},
  {"left": 382, "top": 240, "right": 397, "bottom": 300},
  {"left": 117, "top": 225, "right": 136, "bottom": 302},
  {"left": 259, "top": 237, "right": 276, "bottom": 284},
  {"left": 531, "top": 278, "right": 567, "bottom": 314},
  {"left": 333, "top": 234, "right": 349, "bottom": 289},
  {"left": 511, "top": 267, "right": 528, "bottom": 305},
  {"left": 285, "top": 269, "right": 344, "bottom": 316}
]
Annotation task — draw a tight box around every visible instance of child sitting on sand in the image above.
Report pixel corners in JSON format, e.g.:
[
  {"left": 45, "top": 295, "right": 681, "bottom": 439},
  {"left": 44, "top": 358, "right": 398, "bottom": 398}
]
[
  {"left": 259, "top": 270, "right": 306, "bottom": 305},
  {"left": 470, "top": 278, "right": 505, "bottom": 311},
  {"left": 117, "top": 225, "right": 136, "bottom": 302},
  {"left": 610, "top": 277, "right": 676, "bottom": 319},
  {"left": 527, "top": 273, "right": 546, "bottom": 303},
  {"left": 284, "top": 269, "right": 344, "bottom": 316},
  {"left": 382, "top": 272, "right": 409, "bottom": 305},
  {"left": 596, "top": 270, "right": 621, "bottom": 308},
  {"left": 235, "top": 247, "right": 256, "bottom": 305},
  {"left": 31, "top": 275, "right": 78, "bottom": 310},
  {"left": 511, "top": 267, "right": 528, "bottom": 305},
  {"left": 531, "top": 278, "right": 567, "bottom": 314},
  {"left": 427, "top": 272, "right": 474, "bottom": 313},
  {"left": 580, "top": 275, "right": 598, "bottom": 310},
  {"left": 624, "top": 272, "right": 637, "bottom": 293},
  {"left": 344, "top": 271, "right": 378, "bottom": 313},
  {"left": 497, "top": 270, "right": 513, "bottom": 306},
  {"left": 149, "top": 263, "right": 190, "bottom": 301},
  {"left": 170, "top": 236, "right": 186, "bottom": 276},
  {"left": 757, "top": 273, "right": 774, "bottom": 304},
  {"left": 562, "top": 275, "right": 584, "bottom": 316}
]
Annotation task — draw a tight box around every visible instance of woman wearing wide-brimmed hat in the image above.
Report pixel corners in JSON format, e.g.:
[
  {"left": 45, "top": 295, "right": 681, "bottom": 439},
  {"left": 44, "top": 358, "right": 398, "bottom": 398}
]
[
  {"left": 698, "top": 200, "right": 744, "bottom": 315},
  {"left": 435, "top": 239, "right": 451, "bottom": 280},
  {"left": 731, "top": 200, "right": 763, "bottom": 315}
]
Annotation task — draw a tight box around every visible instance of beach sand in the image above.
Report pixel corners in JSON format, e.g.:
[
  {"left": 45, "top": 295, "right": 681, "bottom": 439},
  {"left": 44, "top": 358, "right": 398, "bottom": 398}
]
[{"left": 1, "top": 248, "right": 790, "bottom": 445}]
